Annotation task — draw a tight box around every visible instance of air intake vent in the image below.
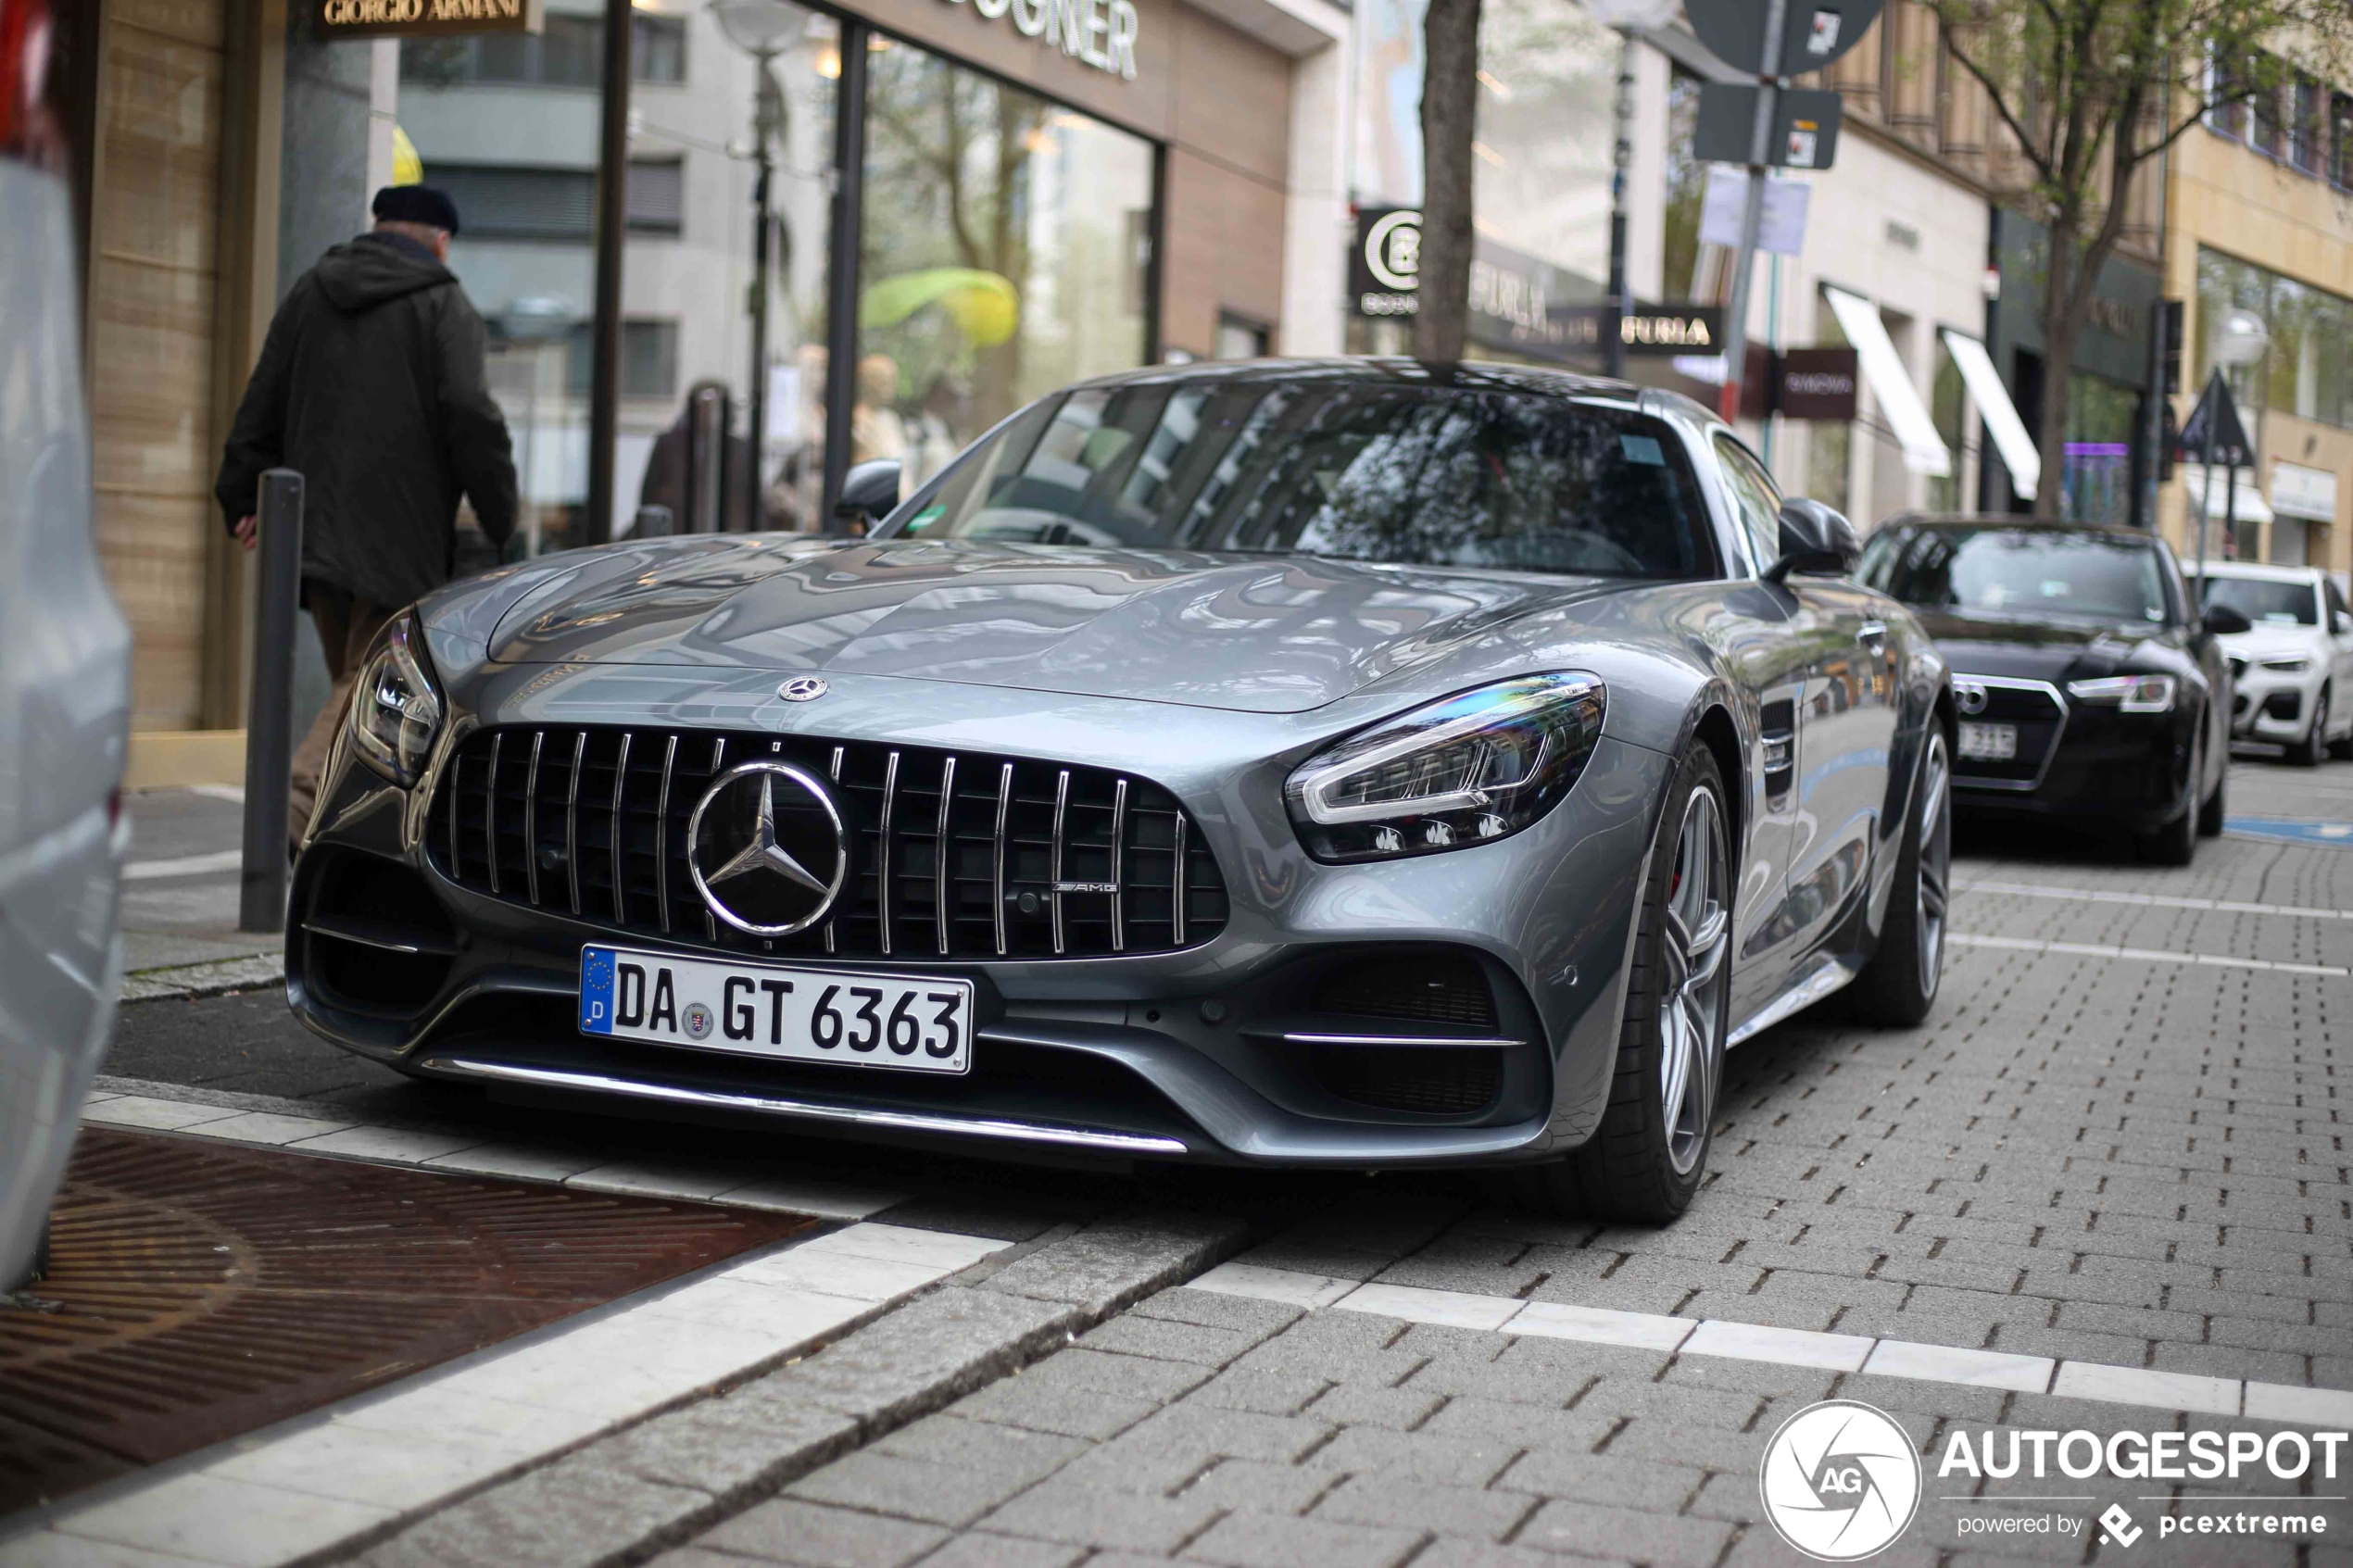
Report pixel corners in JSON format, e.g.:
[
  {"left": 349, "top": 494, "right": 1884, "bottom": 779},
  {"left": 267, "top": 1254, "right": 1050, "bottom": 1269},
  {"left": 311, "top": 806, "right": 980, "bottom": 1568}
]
[
  {"left": 425, "top": 726, "right": 1228, "bottom": 961},
  {"left": 1313, "top": 1045, "right": 1503, "bottom": 1116},
  {"left": 1312, "top": 952, "right": 1497, "bottom": 1030}
]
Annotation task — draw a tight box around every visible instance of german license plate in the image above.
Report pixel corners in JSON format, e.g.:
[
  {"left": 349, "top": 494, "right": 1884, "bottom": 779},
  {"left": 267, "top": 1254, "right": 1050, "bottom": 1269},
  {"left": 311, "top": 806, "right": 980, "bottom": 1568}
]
[
  {"left": 1957, "top": 721, "right": 2018, "bottom": 761},
  {"left": 578, "top": 946, "right": 972, "bottom": 1073}
]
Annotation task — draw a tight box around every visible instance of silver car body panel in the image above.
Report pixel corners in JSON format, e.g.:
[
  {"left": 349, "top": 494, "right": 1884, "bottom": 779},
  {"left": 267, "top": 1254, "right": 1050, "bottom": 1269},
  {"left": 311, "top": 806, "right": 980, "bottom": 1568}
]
[{"left": 0, "top": 163, "right": 132, "bottom": 1287}]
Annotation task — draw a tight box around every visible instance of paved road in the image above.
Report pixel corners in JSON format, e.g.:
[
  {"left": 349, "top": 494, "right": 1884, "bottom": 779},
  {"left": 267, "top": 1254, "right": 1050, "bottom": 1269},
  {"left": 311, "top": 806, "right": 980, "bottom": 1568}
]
[{"left": 99, "top": 758, "right": 2353, "bottom": 1564}]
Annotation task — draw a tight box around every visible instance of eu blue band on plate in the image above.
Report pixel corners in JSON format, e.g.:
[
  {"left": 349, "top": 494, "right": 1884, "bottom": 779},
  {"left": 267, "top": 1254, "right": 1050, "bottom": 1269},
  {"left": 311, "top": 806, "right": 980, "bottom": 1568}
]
[{"left": 580, "top": 946, "right": 617, "bottom": 1035}]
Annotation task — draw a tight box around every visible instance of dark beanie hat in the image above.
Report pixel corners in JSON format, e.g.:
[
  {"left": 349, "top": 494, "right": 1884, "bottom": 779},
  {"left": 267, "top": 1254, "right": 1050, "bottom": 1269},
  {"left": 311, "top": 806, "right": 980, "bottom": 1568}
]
[{"left": 372, "top": 184, "right": 460, "bottom": 236}]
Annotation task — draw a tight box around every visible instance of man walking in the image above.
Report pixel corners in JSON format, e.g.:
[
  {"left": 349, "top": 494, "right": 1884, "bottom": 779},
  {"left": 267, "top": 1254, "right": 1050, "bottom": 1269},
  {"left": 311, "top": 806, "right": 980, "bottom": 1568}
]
[{"left": 215, "top": 185, "right": 517, "bottom": 851}]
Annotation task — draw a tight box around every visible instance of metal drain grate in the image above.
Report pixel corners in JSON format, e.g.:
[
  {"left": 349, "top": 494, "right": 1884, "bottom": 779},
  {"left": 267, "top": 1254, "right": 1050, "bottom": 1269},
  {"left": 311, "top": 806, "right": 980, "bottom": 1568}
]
[{"left": 0, "top": 1128, "right": 814, "bottom": 1513}]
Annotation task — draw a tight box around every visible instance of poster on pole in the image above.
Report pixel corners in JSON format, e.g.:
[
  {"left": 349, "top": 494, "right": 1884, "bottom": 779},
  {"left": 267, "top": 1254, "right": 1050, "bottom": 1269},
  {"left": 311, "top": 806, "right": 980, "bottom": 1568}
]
[{"left": 1700, "top": 169, "right": 1810, "bottom": 256}]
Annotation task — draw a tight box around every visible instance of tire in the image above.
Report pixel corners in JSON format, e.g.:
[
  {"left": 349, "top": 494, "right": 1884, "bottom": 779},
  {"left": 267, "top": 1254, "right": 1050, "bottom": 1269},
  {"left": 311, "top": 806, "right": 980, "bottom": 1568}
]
[
  {"left": 2296, "top": 686, "right": 2331, "bottom": 767},
  {"left": 2138, "top": 724, "right": 2202, "bottom": 867},
  {"left": 1850, "top": 729, "right": 1950, "bottom": 1027},
  {"left": 2198, "top": 761, "right": 2226, "bottom": 837},
  {"left": 1510, "top": 743, "right": 1732, "bottom": 1223}
]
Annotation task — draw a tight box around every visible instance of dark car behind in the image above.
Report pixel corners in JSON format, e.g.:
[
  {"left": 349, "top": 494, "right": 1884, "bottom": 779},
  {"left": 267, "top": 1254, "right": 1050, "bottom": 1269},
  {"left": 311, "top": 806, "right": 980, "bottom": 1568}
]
[{"left": 1858, "top": 517, "right": 2238, "bottom": 863}]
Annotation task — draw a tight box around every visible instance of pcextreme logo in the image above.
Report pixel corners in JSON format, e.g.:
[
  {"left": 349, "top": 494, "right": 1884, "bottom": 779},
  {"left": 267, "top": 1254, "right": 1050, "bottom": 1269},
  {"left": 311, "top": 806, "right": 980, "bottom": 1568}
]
[{"left": 1758, "top": 1400, "right": 1923, "bottom": 1561}]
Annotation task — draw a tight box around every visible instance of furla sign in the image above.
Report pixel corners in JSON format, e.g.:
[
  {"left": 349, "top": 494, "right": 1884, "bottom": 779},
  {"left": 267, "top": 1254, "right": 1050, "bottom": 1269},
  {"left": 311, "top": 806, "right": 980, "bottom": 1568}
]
[{"left": 943, "top": 0, "right": 1141, "bottom": 80}]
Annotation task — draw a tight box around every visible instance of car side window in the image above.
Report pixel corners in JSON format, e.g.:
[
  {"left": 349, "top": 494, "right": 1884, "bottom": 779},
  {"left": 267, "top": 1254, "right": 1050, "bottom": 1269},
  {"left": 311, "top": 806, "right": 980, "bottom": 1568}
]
[
  {"left": 2326, "top": 577, "right": 2349, "bottom": 631},
  {"left": 1712, "top": 435, "right": 1782, "bottom": 575}
]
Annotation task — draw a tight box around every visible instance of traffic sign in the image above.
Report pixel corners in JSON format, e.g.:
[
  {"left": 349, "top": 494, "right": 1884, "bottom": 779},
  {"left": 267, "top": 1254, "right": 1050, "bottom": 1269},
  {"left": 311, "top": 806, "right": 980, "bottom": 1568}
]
[
  {"left": 1684, "top": 0, "right": 1882, "bottom": 75},
  {"left": 1695, "top": 86, "right": 1843, "bottom": 169}
]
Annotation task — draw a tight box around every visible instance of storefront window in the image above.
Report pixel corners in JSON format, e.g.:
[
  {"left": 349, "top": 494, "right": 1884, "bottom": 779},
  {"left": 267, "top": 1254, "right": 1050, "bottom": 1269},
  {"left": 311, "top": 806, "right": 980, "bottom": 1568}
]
[
  {"left": 1928, "top": 349, "right": 1965, "bottom": 513},
  {"left": 2061, "top": 371, "right": 2136, "bottom": 525},
  {"left": 2196, "top": 245, "right": 2353, "bottom": 430},
  {"left": 625, "top": 0, "right": 837, "bottom": 535},
  {"left": 860, "top": 40, "right": 1155, "bottom": 489}
]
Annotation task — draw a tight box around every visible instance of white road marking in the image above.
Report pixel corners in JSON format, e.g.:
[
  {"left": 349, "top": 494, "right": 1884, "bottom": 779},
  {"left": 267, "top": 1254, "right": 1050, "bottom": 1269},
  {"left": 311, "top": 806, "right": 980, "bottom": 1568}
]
[
  {"left": 1960, "top": 877, "right": 2353, "bottom": 922},
  {"left": 1187, "top": 1263, "right": 2331, "bottom": 1424},
  {"left": 1949, "top": 931, "right": 2350, "bottom": 977},
  {"left": 121, "top": 848, "right": 244, "bottom": 882}
]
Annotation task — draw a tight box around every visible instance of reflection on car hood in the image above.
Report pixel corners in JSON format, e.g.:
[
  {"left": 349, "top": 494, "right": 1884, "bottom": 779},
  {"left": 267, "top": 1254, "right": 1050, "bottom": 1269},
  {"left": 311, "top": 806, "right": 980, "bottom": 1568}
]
[
  {"left": 1914, "top": 608, "right": 2177, "bottom": 683},
  {"left": 480, "top": 537, "right": 1631, "bottom": 713}
]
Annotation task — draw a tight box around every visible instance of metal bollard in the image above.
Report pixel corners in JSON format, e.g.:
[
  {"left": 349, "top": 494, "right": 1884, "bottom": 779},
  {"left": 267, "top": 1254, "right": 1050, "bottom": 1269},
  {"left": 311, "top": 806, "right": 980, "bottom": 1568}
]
[{"left": 239, "top": 469, "right": 304, "bottom": 934}]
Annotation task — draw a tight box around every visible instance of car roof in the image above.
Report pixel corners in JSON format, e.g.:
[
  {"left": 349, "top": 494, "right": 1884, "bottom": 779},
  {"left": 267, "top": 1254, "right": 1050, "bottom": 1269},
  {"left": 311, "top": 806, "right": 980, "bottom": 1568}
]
[
  {"left": 1063, "top": 356, "right": 1680, "bottom": 415},
  {"left": 2189, "top": 558, "right": 2324, "bottom": 583},
  {"left": 1877, "top": 513, "right": 2159, "bottom": 545}
]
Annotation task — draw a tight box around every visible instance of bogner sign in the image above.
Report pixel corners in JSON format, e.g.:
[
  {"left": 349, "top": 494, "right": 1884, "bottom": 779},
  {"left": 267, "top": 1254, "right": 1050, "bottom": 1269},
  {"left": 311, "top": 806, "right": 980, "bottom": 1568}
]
[{"left": 320, "top": 0, "right": 543, "bottom": 38}]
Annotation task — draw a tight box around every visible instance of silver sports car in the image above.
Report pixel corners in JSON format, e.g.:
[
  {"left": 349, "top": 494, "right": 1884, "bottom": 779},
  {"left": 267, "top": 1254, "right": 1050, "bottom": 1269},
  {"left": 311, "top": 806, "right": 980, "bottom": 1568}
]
[{"left": 292, "top": 360, "right": 1951, "bottom": 1221}]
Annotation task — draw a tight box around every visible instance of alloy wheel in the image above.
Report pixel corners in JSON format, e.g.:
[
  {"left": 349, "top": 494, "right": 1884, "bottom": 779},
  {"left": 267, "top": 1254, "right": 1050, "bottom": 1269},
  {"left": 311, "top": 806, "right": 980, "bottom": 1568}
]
[
  {"left": 1916, "top": 732, "right": 1951, "bottom": 997},
  {"left": 1659, "top": 786, "right": 1730, "bottom": 1177}
]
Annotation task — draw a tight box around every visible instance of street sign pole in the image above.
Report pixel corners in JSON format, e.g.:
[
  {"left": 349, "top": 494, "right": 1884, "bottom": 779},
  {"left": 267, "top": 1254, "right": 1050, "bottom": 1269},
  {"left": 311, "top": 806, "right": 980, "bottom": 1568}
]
[
  {"left": 1717, "top": 0, "right": 1788, "bottom": 421},
  {"left": 2191, "top": 371, "right": 2221, "bottom": 591},
  {"left": 1606, "top": 26, "right": 1637, "bottom": 379}
]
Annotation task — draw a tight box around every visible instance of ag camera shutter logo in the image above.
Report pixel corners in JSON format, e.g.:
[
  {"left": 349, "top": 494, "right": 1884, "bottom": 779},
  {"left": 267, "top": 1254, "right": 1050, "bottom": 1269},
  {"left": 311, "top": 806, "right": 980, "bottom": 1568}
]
[{"left": 1759, "top": 1400, "right": 1923, "bottom": 1561}]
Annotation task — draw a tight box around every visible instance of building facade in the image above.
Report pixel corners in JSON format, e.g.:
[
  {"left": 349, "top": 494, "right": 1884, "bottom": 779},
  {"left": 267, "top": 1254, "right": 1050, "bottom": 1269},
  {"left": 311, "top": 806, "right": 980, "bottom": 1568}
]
[{"left": 2160, "top": 49, "right": 2353, "bottom": 575}]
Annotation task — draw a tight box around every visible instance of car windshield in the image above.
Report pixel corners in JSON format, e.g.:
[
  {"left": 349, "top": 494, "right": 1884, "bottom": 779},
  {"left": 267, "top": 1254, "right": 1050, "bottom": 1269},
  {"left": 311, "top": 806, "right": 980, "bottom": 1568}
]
[
  {"left": 1860, "top": 527, "right": 2171, "bottom": 624},
  {"left": 892, "top": 377, "right": 1714, "bottom": 579},
  {"left": 2191, "top": 574, "right": 2317, "bottom": 626}
]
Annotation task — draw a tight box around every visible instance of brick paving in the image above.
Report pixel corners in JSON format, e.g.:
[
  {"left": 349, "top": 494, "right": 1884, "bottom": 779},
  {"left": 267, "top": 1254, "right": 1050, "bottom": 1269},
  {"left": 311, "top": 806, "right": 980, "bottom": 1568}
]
[{"left": 646, "top": 763, "right": 2351, "bottom": 1566}]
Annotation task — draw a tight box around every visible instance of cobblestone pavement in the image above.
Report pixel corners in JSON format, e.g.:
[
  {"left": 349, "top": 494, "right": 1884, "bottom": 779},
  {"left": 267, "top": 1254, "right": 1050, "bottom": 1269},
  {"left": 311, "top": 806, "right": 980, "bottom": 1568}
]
[{"left": 635, "top": 762, "right": 2351, "bottom": 1567}]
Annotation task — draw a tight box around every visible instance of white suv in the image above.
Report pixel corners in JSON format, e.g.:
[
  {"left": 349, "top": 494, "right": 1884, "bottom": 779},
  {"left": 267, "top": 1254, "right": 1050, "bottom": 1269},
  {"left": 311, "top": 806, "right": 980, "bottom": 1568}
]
[{"left": 2193, "top": 559, "right": 2353, "bottom": 765}]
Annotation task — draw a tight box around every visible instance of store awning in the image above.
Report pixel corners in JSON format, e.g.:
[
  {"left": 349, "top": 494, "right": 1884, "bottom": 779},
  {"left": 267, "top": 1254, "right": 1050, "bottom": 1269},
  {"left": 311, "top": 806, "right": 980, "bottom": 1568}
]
[
  {"left": 1823, "top": 287, "right": 1950, "bottom": 478},
  {"left": 1939, "top": 328, "right": 2039, "bottom": 502},
  {"left": 2181, "top": 464, "right": 2274, "bottom": 527}
]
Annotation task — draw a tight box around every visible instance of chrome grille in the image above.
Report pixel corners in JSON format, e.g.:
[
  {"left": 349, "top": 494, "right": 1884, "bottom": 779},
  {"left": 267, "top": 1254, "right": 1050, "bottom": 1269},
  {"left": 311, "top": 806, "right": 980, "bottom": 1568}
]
[{"left": 428, "top": 725, "right": 1229, "bottom": 960}]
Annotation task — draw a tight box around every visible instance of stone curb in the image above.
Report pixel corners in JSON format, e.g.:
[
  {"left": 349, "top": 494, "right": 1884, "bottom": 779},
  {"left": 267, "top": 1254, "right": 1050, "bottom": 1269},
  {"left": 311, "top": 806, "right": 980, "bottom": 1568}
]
[
  {"left": 331, "top": 1210, "right": 1249, "bottom": 1568},
  {"left": 120, "top": 953, "right": 285, "bottom": 1003}
]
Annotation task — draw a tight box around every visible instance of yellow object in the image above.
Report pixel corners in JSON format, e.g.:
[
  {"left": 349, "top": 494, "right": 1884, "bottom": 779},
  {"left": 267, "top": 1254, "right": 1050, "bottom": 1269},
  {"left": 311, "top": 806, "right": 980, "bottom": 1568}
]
[
  {"left": 125, "top": 731, "right": 249, "bottom": 790},
  {"left": 391, "top": 126, "right": 422, "bottom": 187},
  {"left": 861, "top": 270, "right": 1020, "bottom": 348}
]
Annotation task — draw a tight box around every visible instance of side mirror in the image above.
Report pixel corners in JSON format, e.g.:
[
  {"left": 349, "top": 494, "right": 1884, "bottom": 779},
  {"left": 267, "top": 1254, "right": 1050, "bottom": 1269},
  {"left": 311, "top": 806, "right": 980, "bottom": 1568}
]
[
  {"left": 2334, "top": 610, "right": 2351, "bottom": 635},
  {"left": 833, "top": 458, "right": 903, "bottom": 534},
  {"left": 1764, "top": 497, "right": 1861, "bottom": 583},
  {"left": 2201, "top": 602, "right": 2253, "bottom": 636}
]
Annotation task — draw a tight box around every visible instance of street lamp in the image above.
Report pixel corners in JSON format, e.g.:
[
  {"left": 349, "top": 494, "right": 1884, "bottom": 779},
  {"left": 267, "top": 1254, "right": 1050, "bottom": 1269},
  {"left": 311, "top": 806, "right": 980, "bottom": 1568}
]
[
  {"left": 710, "top": 0, "right": 799, "bottom": 525},
  {"left": 1582, "top": 0, "right": 1678, "bottom": 379}
]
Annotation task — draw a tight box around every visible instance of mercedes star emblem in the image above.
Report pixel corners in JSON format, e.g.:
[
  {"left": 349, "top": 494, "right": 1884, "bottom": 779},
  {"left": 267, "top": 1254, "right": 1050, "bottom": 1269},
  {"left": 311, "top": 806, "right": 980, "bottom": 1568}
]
[
  {"left": 778, "top": 676, "right": 829, "bottom": 702},
  {"left": 686, "top": 760, "right": 849, "bottom": 936}
]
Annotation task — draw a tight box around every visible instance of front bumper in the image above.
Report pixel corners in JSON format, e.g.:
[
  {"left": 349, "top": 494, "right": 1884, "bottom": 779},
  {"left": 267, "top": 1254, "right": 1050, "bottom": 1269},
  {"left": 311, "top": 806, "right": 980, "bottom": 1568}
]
[
  {"left": 291, "top": 680, "right": 1670, "bottom": 1170},
  {"left": 2229, "top": 663, "right": 2322, "bottom": 744},
  {"left": 1952, "top": 700, "right": 2193, "bottom": 833}
]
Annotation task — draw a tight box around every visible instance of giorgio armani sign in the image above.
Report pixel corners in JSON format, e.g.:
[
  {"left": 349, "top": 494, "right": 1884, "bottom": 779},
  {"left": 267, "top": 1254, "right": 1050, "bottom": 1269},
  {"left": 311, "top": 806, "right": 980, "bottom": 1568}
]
[{"left": 319, "top": 0, "right": 543, "bottom": 38}]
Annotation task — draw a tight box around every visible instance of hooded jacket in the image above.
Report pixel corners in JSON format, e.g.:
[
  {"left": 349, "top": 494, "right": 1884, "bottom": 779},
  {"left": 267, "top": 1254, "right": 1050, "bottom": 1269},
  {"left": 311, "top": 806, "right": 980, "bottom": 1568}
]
[{"left": 215, "top": 232, "right": 518, "bottom": 612}]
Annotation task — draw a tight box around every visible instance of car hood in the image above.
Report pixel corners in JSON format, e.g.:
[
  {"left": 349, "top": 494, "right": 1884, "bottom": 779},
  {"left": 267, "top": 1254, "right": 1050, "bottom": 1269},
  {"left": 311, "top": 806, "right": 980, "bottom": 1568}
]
[
  {"left": 2217, "top": 624, "right": 2322, "bottom": 662},
  {"left": 468, "top": 537, "right": 1629, "bottom": 714},
  {"left": 1913, "top": 608, "right": 2183, "bottom": 682}
]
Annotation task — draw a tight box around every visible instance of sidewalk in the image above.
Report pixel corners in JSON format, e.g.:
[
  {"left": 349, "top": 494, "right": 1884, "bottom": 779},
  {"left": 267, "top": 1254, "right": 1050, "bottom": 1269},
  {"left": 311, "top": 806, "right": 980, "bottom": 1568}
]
[{"left": 119, "top": 788, "right": 283, "bottom": 1000}]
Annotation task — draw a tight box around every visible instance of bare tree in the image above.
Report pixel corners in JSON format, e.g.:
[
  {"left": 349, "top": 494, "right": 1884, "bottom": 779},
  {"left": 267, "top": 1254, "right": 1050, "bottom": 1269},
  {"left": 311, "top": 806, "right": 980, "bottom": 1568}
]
[
  {"left": 1415, "top": 0, "right": 1482, "bottom": 361},
  {"left": 1927, "top": 0, "right": 2351, "bottom": 515}
]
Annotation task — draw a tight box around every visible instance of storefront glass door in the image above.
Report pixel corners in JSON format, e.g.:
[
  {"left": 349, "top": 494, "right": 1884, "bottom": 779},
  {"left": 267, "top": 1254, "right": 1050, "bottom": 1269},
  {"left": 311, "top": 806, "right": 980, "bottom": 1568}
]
[{"left": 859, "top": 38, "right": 1155, "bottom": 488}]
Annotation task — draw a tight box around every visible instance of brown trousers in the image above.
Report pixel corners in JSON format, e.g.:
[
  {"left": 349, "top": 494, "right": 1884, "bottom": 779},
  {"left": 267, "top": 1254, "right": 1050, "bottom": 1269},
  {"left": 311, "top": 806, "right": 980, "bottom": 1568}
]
[{"left": 289, "top": 583, "right": 395, "bottom": 849}]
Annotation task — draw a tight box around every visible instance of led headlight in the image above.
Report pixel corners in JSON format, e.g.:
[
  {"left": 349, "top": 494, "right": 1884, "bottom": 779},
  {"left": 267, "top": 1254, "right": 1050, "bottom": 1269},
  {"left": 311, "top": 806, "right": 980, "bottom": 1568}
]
[
  {"left": 347, "top": 612, "right": 444, "bottom": 787},
  {"left": 1285, "top": 673, "right": 1605, "bottom": 863},
  {"left": 2261, "top": 657, "right": 2312, "bottom": 673},
  {"left": 2065, "top": 673, "right": 2176, "bottom": 713}
]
